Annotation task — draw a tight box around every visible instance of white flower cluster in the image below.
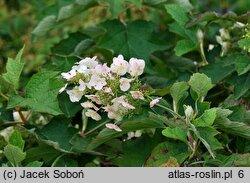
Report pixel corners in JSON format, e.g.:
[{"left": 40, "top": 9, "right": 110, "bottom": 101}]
[{"left": 60, "top": 55, "right": 146, "bottom": 124}]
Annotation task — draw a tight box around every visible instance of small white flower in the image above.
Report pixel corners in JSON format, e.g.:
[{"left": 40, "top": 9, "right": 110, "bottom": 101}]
[
  {"left": 128, "top": 58, "right": 145, "bottom": 77},
  {"left": 72, "top": 64, "right": 88, "bottom": 74},
  {"left": 208, "top": 44, "right": 215, "bottom": 52},
  {"left": 130, "top": 91, "right": 144, "bottom": 100},
  {"left": 112, "top": 96, "right": 135, "bottom": 109},
  {"left": 105, "top": 123, "right": 122, "bottom": 132},
  {"left": 103, "top": 87, "right": 114, "bottom": 95},
  {"left": 81, "top": 101, "right": 99, "bottom": 111},
  {"left": 110, "top": 55, "right": 129, "bottom": 76},
  {"left": 61, "top": 69, "right": 76, "bottom": 80},
  {"left": 85, "top": 94, "right": 102, "bottom": 105},
  {"left": 95, "top": 63, "right": 110, "bottom": 76},
  {"left": 103, "top": 105, "right": 123, "bottom": 121},
  {"left": 66, "top": 87, "right": 84, "bottom": 102},
  {"left": 59, "top": 84, "right": 68, "bottom": 93},
  {"left": 79, "top": 79, "right": 87, "bottom": 91},
  {"left": 119, "top": 77, "right": 131, "bottom": 91},
  {"left": 150, "top": 97, "right": 162, "bottom": 107},
  {"left": 77, "top": 56, "right": 98, "bottom": 68},
  {"left": 85, "top": 109, "right": 101, "bottom": 121},
  {"left": 88, "top": 74, "right": 107, "bottom": 90}
]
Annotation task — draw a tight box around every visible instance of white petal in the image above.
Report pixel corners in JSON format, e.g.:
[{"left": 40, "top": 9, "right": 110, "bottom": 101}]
[
  {"left": 119, "top": 78, "right": 131, "bottom": 91},
  {"left": 105, "top": 123, "right": 122, "bottom": 132},
  {"left": 150, "top": 97, "right": 162, "bottom": 108},
  {"left": 85, "top": 109, "right": 101, "bottom": 121},
  {"left": 66, "top": 87, "right": 84, "bottom": 102},
  {"left": 59, "top": 84, "right": 68, "bottom": 93}
]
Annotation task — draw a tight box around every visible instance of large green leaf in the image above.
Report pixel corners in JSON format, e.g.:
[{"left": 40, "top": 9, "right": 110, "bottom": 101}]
[
  {"left": 8, "top": 71, "right": 64, "bottom": 115},
  {"left": 97, "top": 20, "right": 167, "bottom": 61},
  {"left": 2, "top": 47, "right": 24, "bottom": 90},
  {"left": 144, "top": 141, "right": 189, "bottom": 166}
]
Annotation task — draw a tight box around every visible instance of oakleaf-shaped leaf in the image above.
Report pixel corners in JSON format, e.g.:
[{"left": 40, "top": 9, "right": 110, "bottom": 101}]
[
  {"left": 97, "top": 20, "right": 167, "bottom": 61},
  {"left": 8, "top": 71, "right": 64, "bottom": 115}
]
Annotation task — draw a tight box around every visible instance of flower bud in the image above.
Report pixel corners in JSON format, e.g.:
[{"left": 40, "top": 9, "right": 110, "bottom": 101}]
[{"left": 184, "top": 105, "right": 194, "bottom": 119}]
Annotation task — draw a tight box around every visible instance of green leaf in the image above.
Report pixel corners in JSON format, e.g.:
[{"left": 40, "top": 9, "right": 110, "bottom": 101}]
[
  {"left": 162, "top": 127, "right": 188, "bottom": 144},
  {"left": 197, "top": 127, "right": 222, "bottom": 150},
  {"left": 52, "top": 156, "right": 78, "bottom": 167},
  {"left": 238, "top": 37, "right": 250, "bottom": 52},
  {"left": 112, "top": 135, "right": 162, "bottom": 167},
  {"left": 97, "top": 20, "right": 167, "bottom": 61},
  {"left": 228, "top": 73, "right": 250, "bottom": 99},
  {"left": 192, "top": 109, "right": 217, "bottom": 127},
  {"left": 26, "top": 161, "right": 43, "bottom": 167},
  {"left": 57, "top": 1, "right": 96, "bottom": 21},
  {"left": 8, "top": 71, "right": 64, "bottom": 115},
  {"left": 2, "top": 46, "right": 24, "bottom": 89},
  {"left": 102, "top": 0, "right": 125, "bottom": 18},
  {"left": 58, "top": 92, "right": 82, "bottom": 118},
  {"left": 130, "top": 0, "right": 142, "bottom": 8},
  {"left": 144, "top": 141, "right": 189, "bottom": 166},
  {"left": 4, "top": 144, "right": 26, "bottom": 166},
  {"left": 200, "top": 57, "right": 235, "bottom": 84},
  {"left": 87, "top": 113, "right": 165, "bottom": 150},
  {"left": 9, "top": 130, "right": 25, "bottom": 151},
  {"left": 37, "top": 117, "right": 78, "bottom": 151},
  {"left": 214, "top": 109, "right": 250, "bottom": 140},
  {"left": 186, "top": 11, "right": 238, "bottom": 28},
  {"left": 188, "top": 73, "right": 213, "bottom": 99},
  {"left": 175, "top": 39, "right": 197, "bottom": 56},
  {"left": 0, "top": 76, "right": 14, "bottom": 93},
  {"left": 52, "top": 32, "right": 90, "bottom": 55},
  {"left": 170, "top": 81, "right": 189, "bottom": 111},
  {"left": 32, "top": 15, "right": 56, "bottom": 37},
  {"left": 143, "top": 0, "right": 169, "bottom": 6},
  {"left": 165, "top": 4, "right": 189, "bottom": 26},
  {"left": 25, "top": 144, "right": 61, "bottom": 165},
  {"left": 234, "top": 55, "right": 250, "bottom": 75}
]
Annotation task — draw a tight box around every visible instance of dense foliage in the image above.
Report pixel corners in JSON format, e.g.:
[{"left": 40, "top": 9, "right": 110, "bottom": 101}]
[{"left": 0, "top": 0, "right": 250, "bottom": 167}]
